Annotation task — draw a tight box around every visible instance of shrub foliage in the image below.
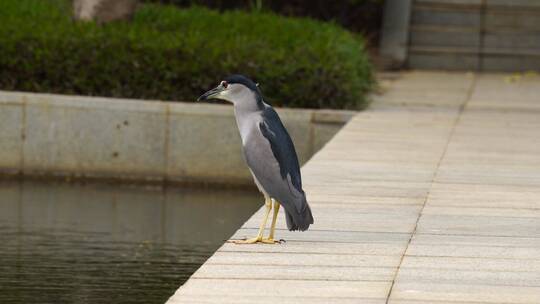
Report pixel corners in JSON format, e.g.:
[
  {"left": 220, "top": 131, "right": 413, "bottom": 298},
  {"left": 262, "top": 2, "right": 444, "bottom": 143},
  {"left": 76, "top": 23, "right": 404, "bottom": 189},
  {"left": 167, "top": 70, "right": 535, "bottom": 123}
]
[
  {"left": 0, "top": 0, "right": 373, "bottom": 109},
  {"left": 149, "top": 0, "right": 384, "bottom": 41}
]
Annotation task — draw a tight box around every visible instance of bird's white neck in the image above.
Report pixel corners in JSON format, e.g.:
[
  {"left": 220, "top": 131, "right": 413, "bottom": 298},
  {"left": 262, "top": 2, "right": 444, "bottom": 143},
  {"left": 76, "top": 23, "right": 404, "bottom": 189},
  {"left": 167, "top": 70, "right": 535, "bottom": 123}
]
[
  {"left": 231, "top": 89, "right": 263, "bottom": 112},
  {"left": 234, "top": 107, "right": 261, "bottom": 145},
  {"left": 230, "top": 90, "right": 265, "bottom": 144}
]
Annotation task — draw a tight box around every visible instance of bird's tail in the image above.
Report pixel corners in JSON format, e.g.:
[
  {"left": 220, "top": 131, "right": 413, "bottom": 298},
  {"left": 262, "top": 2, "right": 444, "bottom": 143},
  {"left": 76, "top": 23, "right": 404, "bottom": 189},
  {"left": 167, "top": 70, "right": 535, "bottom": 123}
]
[{"left": 285, "top": 198, "right": 313, "bottom": 231}]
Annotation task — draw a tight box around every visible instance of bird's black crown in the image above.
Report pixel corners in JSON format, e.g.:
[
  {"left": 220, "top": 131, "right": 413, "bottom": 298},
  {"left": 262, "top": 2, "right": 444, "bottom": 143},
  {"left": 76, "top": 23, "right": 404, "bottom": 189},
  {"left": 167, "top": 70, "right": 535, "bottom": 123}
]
[{"left": 225, "top": 74, "right": 260, "bottom": 93}]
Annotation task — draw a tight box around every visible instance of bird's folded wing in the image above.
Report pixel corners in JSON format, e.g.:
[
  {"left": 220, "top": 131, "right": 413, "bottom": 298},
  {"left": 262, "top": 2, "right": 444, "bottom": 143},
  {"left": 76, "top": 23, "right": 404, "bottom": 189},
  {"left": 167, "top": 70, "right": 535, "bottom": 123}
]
[{"left": 243, "top": 108, "right": 306, "bottom": 214}]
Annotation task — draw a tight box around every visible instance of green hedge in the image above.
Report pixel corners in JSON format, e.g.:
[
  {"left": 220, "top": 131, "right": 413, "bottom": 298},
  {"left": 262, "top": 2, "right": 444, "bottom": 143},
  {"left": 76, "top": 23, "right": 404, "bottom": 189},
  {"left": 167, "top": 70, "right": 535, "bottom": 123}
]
[{"left": 0, "top": 0, "right": 374, "bottom": 109}]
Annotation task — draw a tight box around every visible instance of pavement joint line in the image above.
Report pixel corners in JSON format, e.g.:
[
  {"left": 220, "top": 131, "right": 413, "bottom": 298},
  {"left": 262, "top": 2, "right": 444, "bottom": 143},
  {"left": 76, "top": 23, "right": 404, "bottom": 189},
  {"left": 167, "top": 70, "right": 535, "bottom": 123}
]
[
  {"left": 224, "top": 239, "right": 408, "bottom": 243},
  {"left": 408, "top": 243, "right": 540, "bottom": 249},
  {"left": 176, "top": 295, "right": 388, "bottom": 300},
  {"left": 382, "top": 299, "right": 528, "bottom": 304},
  {"left": 413, "top": 233, "right": 540, "bottom": 238},
  {"left": 239, "top": 228, "right": 413, "bottom": 234},
  {"left": 398, "top": 266, "right": 540, "bottom": 273},
  {"left": 404, "top": 255, "right": 540, "bottom": 261},
  {"left": 214, "top": 252, "right": 401, "bottom": 257},
  {"left": 205, "top": 263, "right": 399, "bottom": 268},
  {"left": 191, "top": 277, "right": 392, "bottom": 282},
  {"left": 225, "top": 239, "right": 409, "bottom": 245},
  {"left": 431, "top": 180, "right": 540, "bottom": 188},
  {"left": 384, "top": 73, "right": 479, "bottom": 304}
]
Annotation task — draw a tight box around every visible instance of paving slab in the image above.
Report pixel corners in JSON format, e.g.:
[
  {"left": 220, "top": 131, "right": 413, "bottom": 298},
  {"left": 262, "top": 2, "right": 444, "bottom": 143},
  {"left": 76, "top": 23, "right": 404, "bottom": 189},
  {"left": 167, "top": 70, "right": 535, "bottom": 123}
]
[
  {"left": 217, "top": 241, "right": 407, "bottom": 256},
  {"left": 231, "top": 228, "right": 411, "bottom": 244},
  {"left": 417, "top": 214, "right": 540, "bottom": 237},
  {"left": 389, "top": 301, "right": 504, "bottom": 304},
  {"left": 202, "top": 253, "right": 401, "bottom": 269},
  {"left": 169, "top": 295, "right": 386, "bottom": 304},
  {"left": 192, "top": 264, "right": 396, "bottom": 281},
  {"left": 390, "top": 282, "right": 540, "bottom": 303},
  {"left": 401, "top": 256, "right": 540, "bottom": 272},
  {"left": 174, "top": 279, "right": 391, "bottom": 298},
  {"left": 410, "top": 233, "right": 540, "bottom": 248}
]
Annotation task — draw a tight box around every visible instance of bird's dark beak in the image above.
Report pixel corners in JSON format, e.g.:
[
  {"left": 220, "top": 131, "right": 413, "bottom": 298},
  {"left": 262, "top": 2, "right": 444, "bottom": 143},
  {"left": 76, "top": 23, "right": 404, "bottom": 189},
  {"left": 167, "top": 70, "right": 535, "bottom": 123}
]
[{"left": 197, "top": 86, "right": 225, "bottom": 101}]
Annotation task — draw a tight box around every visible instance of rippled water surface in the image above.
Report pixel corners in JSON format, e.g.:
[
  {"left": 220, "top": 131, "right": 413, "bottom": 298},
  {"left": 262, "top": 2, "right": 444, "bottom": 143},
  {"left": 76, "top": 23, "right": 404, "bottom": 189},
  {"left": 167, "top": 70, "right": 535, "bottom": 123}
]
[{"left": 0, "top": 180, "right": 261, "bottom": 304}]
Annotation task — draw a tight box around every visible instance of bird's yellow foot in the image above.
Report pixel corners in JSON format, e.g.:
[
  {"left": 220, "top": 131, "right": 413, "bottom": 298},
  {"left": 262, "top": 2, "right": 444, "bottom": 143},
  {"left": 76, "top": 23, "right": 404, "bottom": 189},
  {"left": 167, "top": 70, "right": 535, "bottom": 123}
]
[
  {"left": 226, "top": 237, "right": 285, "bottom": 244},
  {"left": 260, "top": 238, "right": 285, "bottom": 244},
  {"left": 227, "top": 237, "right": 261, "bottom": 244}
]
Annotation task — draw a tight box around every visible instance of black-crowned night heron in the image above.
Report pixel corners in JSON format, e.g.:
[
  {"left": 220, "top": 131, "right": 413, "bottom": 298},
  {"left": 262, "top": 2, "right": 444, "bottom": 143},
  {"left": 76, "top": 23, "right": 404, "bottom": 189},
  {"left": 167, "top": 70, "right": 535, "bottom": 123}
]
[{"left": 198, "top": 75, "right": 314, "bottom": 244}]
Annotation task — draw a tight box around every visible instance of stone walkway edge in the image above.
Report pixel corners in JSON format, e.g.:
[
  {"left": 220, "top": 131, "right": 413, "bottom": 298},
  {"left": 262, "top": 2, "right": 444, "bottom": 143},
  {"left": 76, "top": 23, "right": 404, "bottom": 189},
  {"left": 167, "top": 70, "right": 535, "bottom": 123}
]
[{"left": 167, "top": 71, "right": 540, "bottom": 304}]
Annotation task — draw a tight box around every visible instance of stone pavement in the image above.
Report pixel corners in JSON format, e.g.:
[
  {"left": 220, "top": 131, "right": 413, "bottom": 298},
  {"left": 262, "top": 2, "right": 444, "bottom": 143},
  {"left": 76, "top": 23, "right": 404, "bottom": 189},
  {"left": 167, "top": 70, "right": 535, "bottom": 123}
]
[{"left": 167, "top": 71, "right": 540, "bottom": 303}]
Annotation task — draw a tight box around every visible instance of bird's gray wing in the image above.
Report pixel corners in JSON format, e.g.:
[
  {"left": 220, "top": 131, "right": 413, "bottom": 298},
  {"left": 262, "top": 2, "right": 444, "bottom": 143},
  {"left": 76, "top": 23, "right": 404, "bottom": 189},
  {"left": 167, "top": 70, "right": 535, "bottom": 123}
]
[{"left": 243, "top": 107, "right": 306, "bottom": 214}]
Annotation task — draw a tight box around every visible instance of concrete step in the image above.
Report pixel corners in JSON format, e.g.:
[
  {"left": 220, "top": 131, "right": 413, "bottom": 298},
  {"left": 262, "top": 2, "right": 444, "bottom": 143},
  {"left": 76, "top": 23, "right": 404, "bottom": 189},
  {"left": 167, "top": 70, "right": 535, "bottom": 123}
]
[
  {"left": 410, "top": 25, "right": 480, "bottom": 49},
  {"left": 486, "top": 0, "right": 540, "bottom": 9},
  {"left": 406, "top": 0, "right": 540, "bottom": 71},
  {"left": 411, "top": 0, "right": 540, "bottom": 48},
  {"left": 412, "top": 1, "right": 540, "bottom": 31},
  {"left": 415, "top": 0, "right": 482, "bottom": 9},
  {"left": 408, "top": 46, "right": 540, "bottom": 71},
  {"left": 481, "top": 54, "right": 540, "bottom": 72},
  {"left": 408, "top": 53, "right": 479, "bottom": 71},
  {"left": 408, "top": 46, "right": 479, "bottom": 70},
  {"left": 411, "top": 3, "right": 481, "bottom": 28},
  {"left": 410, "top": 44, "right": 540, "bottom": 57},
  {"left": 485, "top": 9, "right": 540, "bottom": 31},
  {"left": 410, "top": 28, "right": 540, "bottom": 56},
  {"left": 409, "top": 46, "right": 478, "bottom": 55},
  {"left": 484, "top": 31, "right": 540, "bottom": 50}
]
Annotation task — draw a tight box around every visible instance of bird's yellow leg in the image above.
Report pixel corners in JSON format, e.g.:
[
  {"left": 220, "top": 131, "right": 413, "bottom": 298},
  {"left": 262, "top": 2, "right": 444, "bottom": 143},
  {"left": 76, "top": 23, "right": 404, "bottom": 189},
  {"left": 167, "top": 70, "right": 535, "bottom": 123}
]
[
  {"left": 261, "top": 200, "right": 281, "bottom": 244},
  {"left": 230, "top": 197, "right": 271, "bottom": 244}
]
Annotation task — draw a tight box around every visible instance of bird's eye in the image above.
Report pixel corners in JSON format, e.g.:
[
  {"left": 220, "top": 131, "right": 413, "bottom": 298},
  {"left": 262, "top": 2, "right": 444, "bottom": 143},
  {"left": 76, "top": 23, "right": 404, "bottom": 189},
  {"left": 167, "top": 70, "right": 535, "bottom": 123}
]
[{"left": 221, "top": 81, "right": 228, "bottom": 88}]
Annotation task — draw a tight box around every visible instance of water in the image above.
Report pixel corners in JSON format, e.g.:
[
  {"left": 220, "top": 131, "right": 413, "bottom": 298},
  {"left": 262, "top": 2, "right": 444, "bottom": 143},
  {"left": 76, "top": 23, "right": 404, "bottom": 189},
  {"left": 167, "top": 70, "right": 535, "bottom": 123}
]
[{"left": 0, "top": 180, "right": 261, "bottom": 304}]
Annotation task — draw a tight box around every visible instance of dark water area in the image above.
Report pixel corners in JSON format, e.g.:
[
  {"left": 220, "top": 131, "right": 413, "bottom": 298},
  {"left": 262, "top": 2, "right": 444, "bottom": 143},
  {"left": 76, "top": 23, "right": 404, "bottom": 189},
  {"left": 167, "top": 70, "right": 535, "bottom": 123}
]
[{"left": 0, "top": 180, "right": 261, "bottom": 304}]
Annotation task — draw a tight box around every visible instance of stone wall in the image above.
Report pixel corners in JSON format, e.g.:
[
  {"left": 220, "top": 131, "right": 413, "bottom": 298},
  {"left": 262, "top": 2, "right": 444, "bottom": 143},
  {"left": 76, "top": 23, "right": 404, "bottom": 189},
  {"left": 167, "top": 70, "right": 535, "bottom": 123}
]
[
  {"left": 380, "top": 0, "right": 540, "bottom": 71},
  {"left": 0, "top": 91, "right": 354, "bottom": 185}
]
